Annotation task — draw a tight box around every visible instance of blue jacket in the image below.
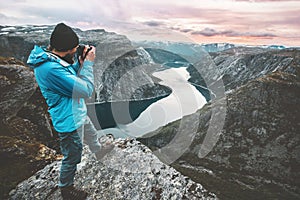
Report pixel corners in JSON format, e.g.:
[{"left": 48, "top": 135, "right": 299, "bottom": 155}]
[{"left": 27, "top": 45, "right": 94, "bottom": 133}]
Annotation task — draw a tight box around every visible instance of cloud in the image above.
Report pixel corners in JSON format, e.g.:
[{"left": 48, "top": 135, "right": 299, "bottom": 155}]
[
  {"left": 191, "top": 28, "right": 219, "bottom": 37},
  {"left": 233, "top": 0, "right": 296, "bottom": 1},
  {"left": 190, "top": 27, "right": 277, "bottom": 38},
  {"left": 179, "top": 28, "right": 193, "bottom": 33},
  {"left": 0, "top": 13, "right": 13, "bottom": 20},
  {"left": 18, "top": 3, "right": 89, "bottom": 22},
  {"left": 268, "top": 10, "right": 300, "bottom": 27},
  {"left": 142, "top": 21, "right": 165, "bottom": 27},
  {"left": 0, "top": 0, "right": 132, "bottom": 29},
  {"left": 0, "top": 13, "right": 20, "bottom": 24},
  {"left": 0, "top": 0, "right": 299, "bottom": 46}
]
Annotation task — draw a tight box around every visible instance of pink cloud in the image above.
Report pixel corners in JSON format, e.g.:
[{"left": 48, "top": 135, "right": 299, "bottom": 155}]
[
  {"left": 1, "top": 0, "right": 299, "bottom": 46},
  {"left": 190, "top": 28, "right": 276, "bottom": 38},
  {"left": 234, "top": 0, "right": 296, "bottom": 2}
]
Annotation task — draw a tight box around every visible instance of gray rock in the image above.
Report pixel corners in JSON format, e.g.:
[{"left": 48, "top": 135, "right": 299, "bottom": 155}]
[
  {"left": 9, "top": 139, "right": 217, "bottom": 200},
  {"left": 0, "top": 57, "right": 36, "bottom": 121},
  {"left": 0, "top": 57, "right": 54, "bottom": 144},
  {"left": 0, "top": 57, "right": 59, "bottom": 199}
]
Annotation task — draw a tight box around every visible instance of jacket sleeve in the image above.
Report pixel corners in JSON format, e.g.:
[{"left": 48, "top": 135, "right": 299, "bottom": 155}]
[
  {"left": 71, "top": 59, "right": 81, "bottom": 73},
  {"left": 46, "top": 61, "right": 94, "bottom": 98}
]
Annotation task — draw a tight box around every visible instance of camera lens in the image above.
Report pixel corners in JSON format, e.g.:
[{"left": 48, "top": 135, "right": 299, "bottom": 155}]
[{"left": 76, "top": 44, "right": 85, "bottom": 57}]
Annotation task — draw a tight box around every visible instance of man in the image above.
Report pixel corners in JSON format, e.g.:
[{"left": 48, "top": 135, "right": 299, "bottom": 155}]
[{"left": 27, "top": 23, "right": 113, "bottom": 200}]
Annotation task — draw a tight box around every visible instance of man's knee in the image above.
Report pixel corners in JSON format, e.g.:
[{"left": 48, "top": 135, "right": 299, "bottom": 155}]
[
  {"left": 61, "top": 133, "right": 83, "bottom": 165},
  {"left": 69, "top": 138, "right": 83, "bottom": 164}
]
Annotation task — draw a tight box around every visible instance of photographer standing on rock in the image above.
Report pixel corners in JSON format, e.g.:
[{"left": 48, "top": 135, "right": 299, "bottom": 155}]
[{"left": 27, "top": 23, "right": 114, "bottom": 200}]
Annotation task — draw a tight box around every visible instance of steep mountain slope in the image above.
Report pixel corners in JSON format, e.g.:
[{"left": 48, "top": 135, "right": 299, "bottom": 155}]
[{"left": 139, "top": 49, "right": 300, "bottom": 199}]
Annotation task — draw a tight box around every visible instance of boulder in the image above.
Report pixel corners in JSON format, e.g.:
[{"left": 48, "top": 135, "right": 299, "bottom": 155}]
[{"left": 9, "top": 139, "right": 217, "bottom": 200}]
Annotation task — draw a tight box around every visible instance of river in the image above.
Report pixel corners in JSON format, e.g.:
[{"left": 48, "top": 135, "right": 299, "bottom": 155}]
[{"left": 98, "top": 67, "right": 207, "bottom": 138}]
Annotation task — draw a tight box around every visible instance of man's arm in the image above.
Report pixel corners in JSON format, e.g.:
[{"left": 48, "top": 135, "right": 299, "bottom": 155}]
[
  {"left": 46, "top": 46, "right": 96, "bottom": 98},
  {"left": 46, "top": 61, "right": 94, "bottom": 98}
]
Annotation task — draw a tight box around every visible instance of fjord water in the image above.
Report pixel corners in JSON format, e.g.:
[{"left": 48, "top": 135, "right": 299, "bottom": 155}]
[{"left": 99, "top": 67, "right": 207, "bottom": 138}]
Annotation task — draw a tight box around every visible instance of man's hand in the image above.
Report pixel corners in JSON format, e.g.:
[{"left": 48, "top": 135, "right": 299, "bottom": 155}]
[
  {"left": 79, "top": 45, "right": 96, "bottom": 65},
  {"left": 85, "top": 46, "right": 96, "bottom": 62}
]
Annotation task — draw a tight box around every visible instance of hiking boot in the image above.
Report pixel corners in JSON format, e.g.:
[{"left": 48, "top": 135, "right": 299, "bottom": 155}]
[
  {"left": 60, "top": 185, "right": 88, "bottom": 200},
  {"left": 95, "top": 142, "right": 115, "bottom": 160},
  {"left": 95, "top": 134, "right": 115, "bottom": 160},
  {"left": 98, "top": 134, "right": 114, "bottom": 144}
]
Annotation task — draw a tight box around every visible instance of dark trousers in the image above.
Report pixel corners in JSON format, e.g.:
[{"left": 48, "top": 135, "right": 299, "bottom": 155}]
[{"left": 58, "top": 117, "right": 101, "bottom": 188}]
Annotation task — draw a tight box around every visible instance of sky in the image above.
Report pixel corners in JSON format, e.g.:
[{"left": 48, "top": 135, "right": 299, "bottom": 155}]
[{"left": 0, "top": 0, "right": 299, "bottom": 46}]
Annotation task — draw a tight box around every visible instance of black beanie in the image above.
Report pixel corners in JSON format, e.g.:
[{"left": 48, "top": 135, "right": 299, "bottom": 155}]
[{"left": 50, "top": 23, "right": 79, "bottom": 51}]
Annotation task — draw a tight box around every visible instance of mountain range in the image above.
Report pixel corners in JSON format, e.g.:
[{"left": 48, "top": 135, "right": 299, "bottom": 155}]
[{"left": 0, "top": 25, "right": 299, "bottom": 199}]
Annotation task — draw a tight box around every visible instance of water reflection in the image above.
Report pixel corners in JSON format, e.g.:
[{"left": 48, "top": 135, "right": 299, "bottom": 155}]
[{"left": 97, "top": 67, "right": 207, "bottom": 138}]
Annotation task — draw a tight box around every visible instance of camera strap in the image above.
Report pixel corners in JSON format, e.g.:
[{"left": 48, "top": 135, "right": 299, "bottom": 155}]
[
  {"left": 47, "top": 51, "right": 70, "bottom": 67},
  {"left": 82, "top": 46, "right": 92, "bottom": 60}
]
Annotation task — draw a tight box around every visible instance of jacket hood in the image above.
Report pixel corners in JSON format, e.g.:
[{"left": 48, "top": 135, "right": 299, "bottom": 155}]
[{"left": 27, "top": 45, "right": 70, "bottom": 68}]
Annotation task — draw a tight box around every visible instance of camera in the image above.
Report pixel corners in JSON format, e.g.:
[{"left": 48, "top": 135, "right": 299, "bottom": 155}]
[
  {"left": 77, "top": 44, "right": 85, "bottom": 57},
  {"left": 77, "top": 44, "right": 92, "bottom": 60}
]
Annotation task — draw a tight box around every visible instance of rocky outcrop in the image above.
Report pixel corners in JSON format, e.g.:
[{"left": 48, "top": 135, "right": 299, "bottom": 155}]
[
  {"left": 0, "top": 57, "right": 59, "bottom": 199},
  {"left": 9, "top": 139, "right": 217, "bottom": 200},
  {"left": 0, "top": 57, "right": 36, "bottom": 120},
  {"left": 0, "top": 57, "right": 54, "bottom": 144},
  {"left": 138, "top": 50, "right": 300, "bottom": 199}
]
